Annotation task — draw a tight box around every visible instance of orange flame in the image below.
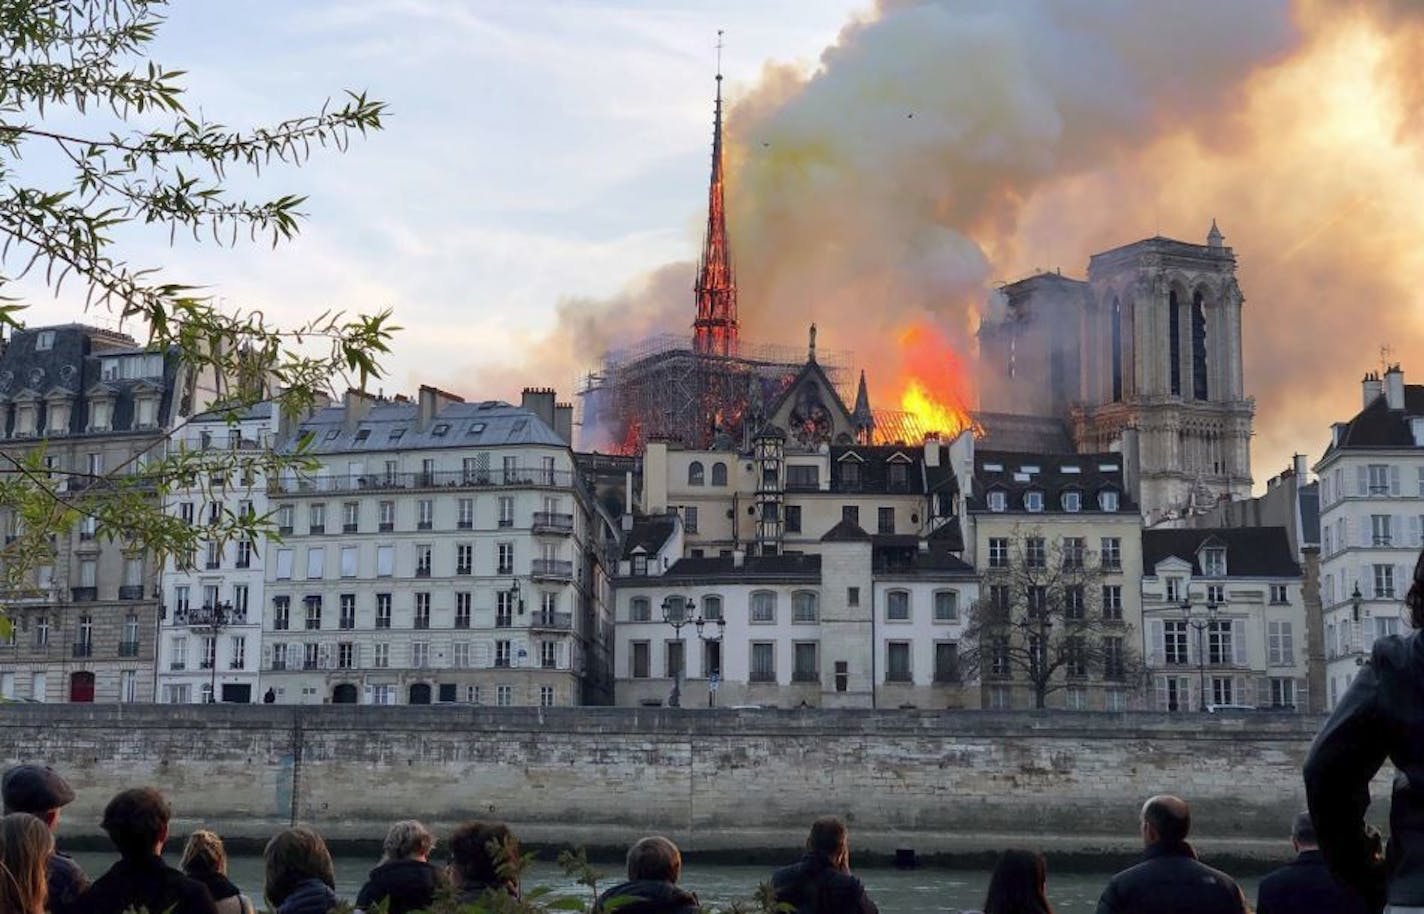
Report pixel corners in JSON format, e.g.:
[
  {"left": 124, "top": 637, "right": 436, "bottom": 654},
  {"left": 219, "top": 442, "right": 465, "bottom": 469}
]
[{"left": 891, "top": 320, "right": 980, "bottom": 441}]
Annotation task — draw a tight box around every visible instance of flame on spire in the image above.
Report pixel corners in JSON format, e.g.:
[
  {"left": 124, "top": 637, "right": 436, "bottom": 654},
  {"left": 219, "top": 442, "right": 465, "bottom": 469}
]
[{"left": 693, "top": 31, "right": 738, "bottom": 357}]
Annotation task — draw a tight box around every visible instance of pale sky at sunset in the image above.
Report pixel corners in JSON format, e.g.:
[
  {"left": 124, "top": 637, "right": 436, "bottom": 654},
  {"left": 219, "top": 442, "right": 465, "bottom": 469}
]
[{"left": 17, "top": 1, "right": 867, "bottom": 398}]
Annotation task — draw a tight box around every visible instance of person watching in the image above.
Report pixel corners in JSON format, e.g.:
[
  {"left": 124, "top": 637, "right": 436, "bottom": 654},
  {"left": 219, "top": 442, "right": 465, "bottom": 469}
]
[
  {"left": 1, "top": 764, "right": 89, "bottom": 913},
  {"left": 595, "top": 836, "right": 701, "bottom": 914},
  {"left": 81, "top": 787, "right": 218, "bottom": 914},
  {"left": 1095, "top": 795, "right": 1247, "bottom": 914},
  {"left": 771, "top": 816, "right": 879, "bottom": 914}
]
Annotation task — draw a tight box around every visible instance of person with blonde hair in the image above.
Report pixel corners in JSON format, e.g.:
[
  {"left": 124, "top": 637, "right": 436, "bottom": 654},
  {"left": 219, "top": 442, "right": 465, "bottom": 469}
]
[
  {"left": 182, "top": 829, "right": 257, "bottom": 914},
  {"left": 263, "top": 826, "right": 338, "bottom": 914},
  {"left": 356, "top": 819, "right": 443, "bottom": 914},
  {"left": 0, "top": 812, "right": 53, "bottom": 914}
]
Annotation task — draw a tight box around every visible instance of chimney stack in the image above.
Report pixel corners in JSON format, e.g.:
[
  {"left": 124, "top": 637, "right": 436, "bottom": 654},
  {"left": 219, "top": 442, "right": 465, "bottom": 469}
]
[
  {"left": 923, "top": 433, "right": 941, "bottom": 467},
  {"left": 1293, "top": 453, "right": 1308, "bottom": 481},
  {"left": 1363, "top": 371, "right": 1383, "bottom": 409},
  {"left": 520, "top": 387, "right": 557, "bottom": 432},
  {"left": 343, "top": 388, "right": 377, "bottom": 431},
  {"left": 417, "top": 384, "right": 464, "bottom": 431},
  {"left": 553, "top": 402, "right": 574, "bottom": 445},
  {"left": 1385, "top": 364, "right": 1405, "bottom": 411}
]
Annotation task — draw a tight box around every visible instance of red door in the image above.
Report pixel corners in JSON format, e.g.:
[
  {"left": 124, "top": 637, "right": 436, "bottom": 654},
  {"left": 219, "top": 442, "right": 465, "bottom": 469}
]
[{"left": 68, "top": 671, "right": 95, "bottom": 703}]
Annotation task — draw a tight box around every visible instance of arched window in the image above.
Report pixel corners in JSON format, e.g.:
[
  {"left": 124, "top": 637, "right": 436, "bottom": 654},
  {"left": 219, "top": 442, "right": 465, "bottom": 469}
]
[
  {"left": 331, "top": 683, "right": 358, "bottom": 704},
  {"left": 1061, "top": 490, "right": 1082, "bottom": 513},
  {"left": 663, "top": 594, "right": 688, "bottom": 623},
  {"left": 933, "top": 590, "right": 959, "bottom": 622},
  {"left": 711, "top": 462, "right": 728, "bottom": 486},
  {"left": 792, "top": 590, "right": 818, "bottom": 623},
  {"left": 886, "top": 590, "right": 910, "bottom": 621},
  {"left": 630, "top": 597, "right": 651, "bottom": 622},
  {"left": 688, "top": 461, "right": 705, "bottom": 486},
  {"left": 409, "top": 682, "right": 432, "bottom": 705},
  {"left": 702, "top": 595, "right": 723, "bottom": 620},
  {"left": 1098, "top": 489, "right": 1120, "bottom": 512},
  {"left": 1111, "top": 297, "right": 1123, "bottom": 402},
  {"left": 750, "top": 590, "right": 777, "bottom": 623},
  {"left": 1169, "top": 289, "right": 1182, "bottom": 396}
]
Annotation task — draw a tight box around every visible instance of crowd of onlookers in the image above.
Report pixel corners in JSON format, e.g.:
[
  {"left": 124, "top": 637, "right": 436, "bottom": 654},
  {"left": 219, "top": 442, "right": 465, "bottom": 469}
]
[{"left": 0, "top": 763, "right": 1380, "bottom": 914}]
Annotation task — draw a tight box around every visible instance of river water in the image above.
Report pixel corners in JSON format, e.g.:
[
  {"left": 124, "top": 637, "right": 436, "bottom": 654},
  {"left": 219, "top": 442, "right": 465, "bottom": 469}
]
[{"left": 71, "top": 854, "right": 1267, "bottom": 914}]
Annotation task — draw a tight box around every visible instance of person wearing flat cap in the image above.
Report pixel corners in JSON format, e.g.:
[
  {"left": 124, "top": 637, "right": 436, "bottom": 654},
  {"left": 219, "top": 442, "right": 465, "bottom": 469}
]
[{"left": 1, "top": 764, "right": 90, "bottom": 914}]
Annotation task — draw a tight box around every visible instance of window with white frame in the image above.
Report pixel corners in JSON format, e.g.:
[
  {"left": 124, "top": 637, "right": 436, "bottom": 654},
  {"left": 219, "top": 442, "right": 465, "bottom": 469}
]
[
  {"left": 988, "top": 538, "right": 1009, "bottom": 568},
  {"left": 886, "top": 590, "right": 910, "bottom": 621},
  {"left": 1163, "top": 621, "right": 1188, "bottom": 665},
  {"left": 1270, "top": 584, "right": 1289, "bottom": 604},
  {"left": 1098, "top": 490, "right": 1119, "bottom": 512},
  {"left": 1268, "top": 620, "right": 1294, "bottom": 666},
  {"left": 1100, "top": 537, "right": 1122, "bottom": 570},
  {"left": 933, "top": 590, "right": 959, "bottom": 622},
  {"left": 1375, "top": 564, "right": 1396, "bottom": 599},
  {"left": 1024, "top": 491, "right": 1044, "bottom": 512},
  {"left": 373, "top": 643, "right": 390, "bottom": 668},
  {"left": 1025, "top": 537, "right": 1046, "bottom": 568},
  {"left": 792, "top": 591, "right": 818, "bottom": 623},
  {"left": 750, "top": 591, "right": 776, "bottom": 623},
  {"left": 987, "top": 490, "right": 1007, "bottom": 512},
  {"left": 1102, "top": 585, "right": 1123, "bottom": 621}
]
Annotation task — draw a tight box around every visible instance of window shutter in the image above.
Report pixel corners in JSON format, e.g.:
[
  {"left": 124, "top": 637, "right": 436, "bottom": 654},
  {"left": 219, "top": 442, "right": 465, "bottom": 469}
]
[
  {"left": 1155, "top": 676, "right": 1168, "bottom": 711},
  {"left": 1360, "top": 564, "right": 1371, "bottom": 599},
  {"left": 1357, "top": 466, "right": 1369, "bottom": 496},
  {"left": 1148, "top": 619, "right": 1164, "bottom": 666},
  {"left": 1283, "top": 622, "right": 1295, "bottom": 665},
  {"left": 261, "top": 644, "right": 272, "bottom": 669},
  {"left": 1392, "top": 466, "right": 1402, "bottom": 496},
  {"left": 1411, "top": 515, "right": 1423, "bottom": 547},
  {"left": 1233, "top": 619, "right": 1248, "bottom": 666},
  {"left": 1360, "top": 518, "right": 1371, "bottom": 549}
]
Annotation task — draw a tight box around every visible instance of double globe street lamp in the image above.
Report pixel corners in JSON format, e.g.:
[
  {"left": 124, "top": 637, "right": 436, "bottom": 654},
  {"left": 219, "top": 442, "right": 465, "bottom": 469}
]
[
  {"left": 661, "top": 596, "right": 727, "bottom": 708},
  {"left": 1178, "top": 592, "right": 1220, "bottom": 712}
]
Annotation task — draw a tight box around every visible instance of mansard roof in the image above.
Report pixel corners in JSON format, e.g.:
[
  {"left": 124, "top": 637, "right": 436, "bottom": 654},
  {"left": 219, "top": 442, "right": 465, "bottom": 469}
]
[
  {"left": 1142, "top": 527, "right": 1301, "bottom": 578},
  {"left": 652, "top": 553, "right": 822, "bottom": 583},
  {"left": 967, "top": 449, "right": 1134, "bottom": 513},
  {"left": 1325, "top": 385, "right": 1424, "bottom": 453},
  {"left": 622, "top": 514, "right": 678, "bottom": 559},
  {"left": 294, "top": 399, "right": 566, "bottom": 454}
]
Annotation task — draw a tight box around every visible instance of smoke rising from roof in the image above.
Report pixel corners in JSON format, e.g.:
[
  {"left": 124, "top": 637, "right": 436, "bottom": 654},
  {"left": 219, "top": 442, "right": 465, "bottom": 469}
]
[{"left": 464, "top": 0, "right": 1424, "bottom": 478}]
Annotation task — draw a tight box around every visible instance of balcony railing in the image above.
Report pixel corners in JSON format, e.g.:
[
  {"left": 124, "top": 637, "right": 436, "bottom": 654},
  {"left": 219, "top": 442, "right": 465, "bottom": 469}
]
[
  {"left": 454, "top": 616, "right": 471, "bottom": 630},
  {"left": 414, "top": 618, "right": 430, "bottom": 630},
  {"left": 117, "top": 585, "right": 145, "bottom": 601},
  {"left": 343, "top": 523, "right": 359, "bottom": 533},
  {"left": 531, "top": 612, "right": 573, "bottom": 631},
  {"left": 271, "top": 467, "right": 574, "bottom": 496},
  {"left": 531, "top": 559, "right": 573, "bottom": 581},
  {"left": 172, "top": 605, "right": 248, "bottom": 627},
  {"left": 749, "top": 670, "right": 777, "bottom": 683},
  {"left": 170, "top": 660, "right": 187, "bottom": 671},
  {"left": 415, "top": 567, "right": 431, "bottom": 578},
  {"left": 118, "top": 640, "right": 140, "bottom": 657},
  {"left": 495, "top": 616, "right": 513, "bottom": 629},
  {"left": 933, "top": 669, "right": 962, "bottom": 684},
  {"left": 495, "top": 657, "right": 511, "bottom": 668},
  {"left": 791, "top": 669, "right": 820, "bottom": 683},
  {"left": 532, "top": 512, "right": 575, "bottom": 534},
  {"left": 72, "top": 641, "right": 93, "bottom": 658},
  {"left": 885, "top": 670, "right": 913, "bottom": 683},
  {"left": 71, "top": 587, "right": 97, "bottom": 602}
]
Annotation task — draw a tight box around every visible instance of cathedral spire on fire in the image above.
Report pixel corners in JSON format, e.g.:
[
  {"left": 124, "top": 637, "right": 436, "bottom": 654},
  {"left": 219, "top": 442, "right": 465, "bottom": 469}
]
[{"left": 692, "top": 31, "right": 738, "bottom": 358}]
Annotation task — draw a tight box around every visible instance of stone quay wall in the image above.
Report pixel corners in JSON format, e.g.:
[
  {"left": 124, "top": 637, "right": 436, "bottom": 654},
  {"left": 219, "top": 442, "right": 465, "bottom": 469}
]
[{"left": 0, "top": 706, "right": 1382, "bottom": 864}]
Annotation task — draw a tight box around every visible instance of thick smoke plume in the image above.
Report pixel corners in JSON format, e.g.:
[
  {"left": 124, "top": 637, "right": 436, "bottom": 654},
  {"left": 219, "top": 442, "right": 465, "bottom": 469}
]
[{"left": 469, "top": 0, "right": 1424, "bottom": 479}]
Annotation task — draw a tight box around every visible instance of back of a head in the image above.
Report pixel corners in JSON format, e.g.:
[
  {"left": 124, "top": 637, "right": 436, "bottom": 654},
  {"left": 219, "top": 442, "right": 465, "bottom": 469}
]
[
  {"left": 449, "top": 821, "right": 516, "bottom": 889},
  {"left": 0, "top": 812, "right": 55, "bottom": 914},
  {"left": 983, "top": 849, "right": 1052, "bottom": 914},
  {"left": 181, "top": 829, "right": 228, "bottom": 878},
  {"left": 1291, "top": 811, "right": 1318, "bottom": 848},
  {"left": 1142, "top": 795, "right": 1192, "bottom": 845},
  {"left": 101, "top": 787, "right": 170, "bottom": 859},
  {"left": 1408, "top": 549, "right": 1424, "bottom": 629},
  {"left": 626, "top": 836, "right": 682, "bottom": 883},
  {"left": 264, "top": 826, "right": 335, "bottom": 906},
  {"left": 382, "top": 819, "right": 435, "bottom": 863},
  {"left": 807, "top": 817, "right": 847, "bottom": 858}
]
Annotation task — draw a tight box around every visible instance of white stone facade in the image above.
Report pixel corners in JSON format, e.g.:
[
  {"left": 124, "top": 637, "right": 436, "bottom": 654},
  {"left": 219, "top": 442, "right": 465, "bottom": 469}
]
[
  {"left": 258, "top": 388, "right": 615, "bottom": 707},
  {"left": 1316, "top": 367, "right": 1424, "bottom": 709},
  {"left": 156, "top": 404, "right": 274, "bottom": 704}
]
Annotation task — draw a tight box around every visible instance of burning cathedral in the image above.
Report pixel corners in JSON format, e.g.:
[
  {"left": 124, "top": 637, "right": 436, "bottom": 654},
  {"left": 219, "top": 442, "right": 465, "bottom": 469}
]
[{"left": 579, "top": 69, "right": 1255, "bottom": 524}]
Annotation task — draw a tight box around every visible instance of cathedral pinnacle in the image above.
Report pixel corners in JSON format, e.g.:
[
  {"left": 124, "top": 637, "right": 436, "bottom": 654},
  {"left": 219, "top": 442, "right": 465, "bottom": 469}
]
[{"left": 693, "top": 31, "right": 739, "bottom": 358}]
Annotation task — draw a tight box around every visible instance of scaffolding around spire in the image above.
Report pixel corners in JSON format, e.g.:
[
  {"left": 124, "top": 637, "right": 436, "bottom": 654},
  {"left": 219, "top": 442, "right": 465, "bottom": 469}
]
[{"left": 693, "top": 31, "right": 739, "bottom": 358}]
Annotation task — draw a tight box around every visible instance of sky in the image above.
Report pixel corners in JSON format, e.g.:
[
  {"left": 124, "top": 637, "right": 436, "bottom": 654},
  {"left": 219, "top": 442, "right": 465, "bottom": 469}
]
[
  {"left": 14, "top": 0, "right": 867, "bottom": 398},
  {"left": 12, "top": 0, "right": 1424, "bottom": 492}
]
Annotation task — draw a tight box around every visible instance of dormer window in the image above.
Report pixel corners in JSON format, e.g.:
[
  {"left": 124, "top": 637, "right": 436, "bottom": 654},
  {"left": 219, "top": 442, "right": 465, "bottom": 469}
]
[
  {"left": 1098, "top": 490, "right": 1120, "bottom": 512},
  {"left": 841, "top": 462, "right": 862, "bottom": 490},
  {"left": 35, "top": 330, "right": 55, "bottom": 351},
  {"left": 45, "top": 399, "right": 70, "bottom": 436},
  {"left": 988, "top": 490, "right": 1007, "bottom": 512},
  {"left": 88, "top": 399, "right": 112, "bottom": 432},
  {"left": 13, "top": 400, "right": 36, "bottom": 437},
  {"left": 1062, "top": 491, "right": 1081, "bottom": 513},
  {"left": 1024, "top": 490, "right": 1044, "bottom": 513},
  {"left": 134, "top": 395, "right": 158, "bottom": 429},
  {"left": 1201, "top": 547, "right": 1227, "bottom": 577},
  {"left": 631, "top": 555, "right": 648, "bottom": 576},
  {"left": 888, "top": 463, "right": 908, "bottom": 490}
]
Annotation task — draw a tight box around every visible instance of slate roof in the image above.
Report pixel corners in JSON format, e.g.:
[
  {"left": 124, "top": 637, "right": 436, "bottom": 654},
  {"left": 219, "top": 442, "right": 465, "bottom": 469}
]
[
  {"left": 624, "top": 553, "right": 822, "bottom": 584},
  {"left": 1142, "top": 527, "right": 1301, "bottom": 578},
  {"left": 829, "top": 444, "right": 925, "bottom": 494},
  {"left": 292, "top": 399, "right": 565, "bottom": 454},
  {"left": 1324, "top": 385, "right": 1424, "bottom": 453},
  {"left": 927, "top": 517, "right": 965, "bottom": 550},
  {"left": 873, "top": 550, "right": 976, "bottom": 577},
  {"left": 623, "top": 514, "right": 678, "bottom": 559},
  {"left": 821, "top": 518, "right": 871, "bottom": 542},
  {"left": 967, "top": 449, "right": 1135, "bottom": 513}
]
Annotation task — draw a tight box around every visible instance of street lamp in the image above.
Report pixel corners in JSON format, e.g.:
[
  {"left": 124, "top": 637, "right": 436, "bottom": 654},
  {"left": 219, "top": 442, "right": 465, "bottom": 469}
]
[
  {"left": 1351, "top": 583, "right": 1365, "bottom": 666},
  {"left": 695, "top": 614, "right": 727, "bottom": 707},
  {"left": 510, "top": 579, "right": 525, "bottom": 615},
  {"left": 194, "top": 600, "right": 234, "bottom": 704},
  {"left": 1179, "top": 593, "right": 1220, "bottom": 712},
  {"left": 661, "top": 596, "right": 726, "bottom": 708}
]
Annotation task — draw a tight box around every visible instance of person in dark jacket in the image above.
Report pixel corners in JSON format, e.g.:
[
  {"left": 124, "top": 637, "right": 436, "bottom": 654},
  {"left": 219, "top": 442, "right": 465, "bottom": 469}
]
[
  {"left": 594, "top": 836, "right": 700, "bottom": 914},
  {"left": 1094, "top": 795, "right": 1247, "bottom": 914},
  {"left": 982, "top": 848, "right": 1055, "bottom": 914},
  {"left": 1305, "top": 548, "right": 1424, "bottom": 914},
  {"left": 1256, "top": 811, "right": 1368, "bottom": 914},
  {"left": 356, "top": 819, "right": 444, "bottom": 914},
  {"left": 264, "top": 826, "right": 339, "bottom": 914},
  {"left": 1, "top": 763, "right": 89, "bottom": 914},
  {"left": 448, "top": 820, "right": 520, "bottom": 903},
  {"left": 771, "top": 817, "right": 879, "bottom": 914},
  {"left": 81, "top": 787, "right": 218, "bottom": 914}
]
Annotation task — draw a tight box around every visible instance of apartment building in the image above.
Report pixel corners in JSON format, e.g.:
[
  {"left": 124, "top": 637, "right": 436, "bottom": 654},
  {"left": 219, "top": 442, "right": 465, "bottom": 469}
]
[{"left": 260, "top": 387, "right": 616, "bottom": 706}]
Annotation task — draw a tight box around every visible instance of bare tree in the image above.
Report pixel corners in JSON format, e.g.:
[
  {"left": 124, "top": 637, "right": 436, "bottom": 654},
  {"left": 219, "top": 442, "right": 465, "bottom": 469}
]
[{"left": 961, "top": 526, "right": 1145, "bottom": 709}]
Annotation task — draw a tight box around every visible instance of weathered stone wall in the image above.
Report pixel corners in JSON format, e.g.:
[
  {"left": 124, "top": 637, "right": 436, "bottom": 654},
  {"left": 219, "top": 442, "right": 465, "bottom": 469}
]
[{"left": 0, "top": 706, "right": 1380, "bottom": 862}]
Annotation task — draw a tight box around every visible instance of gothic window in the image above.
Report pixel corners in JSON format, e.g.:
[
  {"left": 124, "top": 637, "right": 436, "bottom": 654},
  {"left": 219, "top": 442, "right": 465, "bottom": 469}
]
[
  {"left": 1191, "top": 290, "right": 1209, "bottom": 401},
  {"left": 1111, "top": 297, "right": 1123, "bottom": 403},
  {"left": 1169, "top": 290, "right": 1182, "bottom": 396}
]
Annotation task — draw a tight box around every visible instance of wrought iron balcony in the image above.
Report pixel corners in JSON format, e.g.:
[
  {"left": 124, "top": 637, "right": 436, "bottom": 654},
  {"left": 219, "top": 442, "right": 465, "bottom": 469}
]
[
  {"left": 172, "top": 604, "right": 248, "bottom": 627},
  {"left": 532, "top": 512, "right": 574, "bottom": 535},
  {"left": 531, "top": 559, "right": 573, "bottom": 581},
  {"left": 118, "top": 640, "right": 140, "bottom": 657},
  {"left": 270, "top": 467, "right": 574, "bottom": 496},
  {"left": 71, "top": 587, "right": 97, "bottom": 602},
  {"left": 933, "top": 669, "right": 962, "bottom": 684},
  {"left": 749, "top": 670, "right": 777, "bottom": 683},
  {"left": 885, "top": 670, "right": 913, "bottom": 683},
  {"left": 791, "top": 669, "right": 820, "bottom": 683},
  {"left": 72, "top": 641, "right": 92, "bottom": 658}
]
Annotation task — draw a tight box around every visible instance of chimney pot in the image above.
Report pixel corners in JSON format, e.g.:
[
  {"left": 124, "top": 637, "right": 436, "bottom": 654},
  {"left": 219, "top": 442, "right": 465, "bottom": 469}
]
[{"left": 1385, "top": 364, "right": 1406, "bottom": 411}]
